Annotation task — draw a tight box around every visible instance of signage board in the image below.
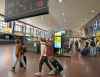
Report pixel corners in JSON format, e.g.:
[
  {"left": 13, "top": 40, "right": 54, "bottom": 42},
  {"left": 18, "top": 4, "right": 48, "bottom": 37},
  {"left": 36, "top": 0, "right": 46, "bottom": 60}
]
[
  {"left": 5, "top": 0, "right": 49, "bottom": 22},
  {"left": 54, "top": 36, "right": 61, "bottom": 48}
]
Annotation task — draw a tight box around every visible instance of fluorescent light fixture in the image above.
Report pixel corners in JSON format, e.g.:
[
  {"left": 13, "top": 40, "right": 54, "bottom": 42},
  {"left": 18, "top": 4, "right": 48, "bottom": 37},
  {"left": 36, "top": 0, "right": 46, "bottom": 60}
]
[
  {"left": 91, "top": 9, "right": 96, "bottom": 13},
  {"left": 62, "top": 12, "right": 64, "bottom": 16},
  {"left": 81, "top": 23, "right": 83, "bottom": 26},
  {"left": 59, "top": 0, "right": 63, "bottom": 3}
]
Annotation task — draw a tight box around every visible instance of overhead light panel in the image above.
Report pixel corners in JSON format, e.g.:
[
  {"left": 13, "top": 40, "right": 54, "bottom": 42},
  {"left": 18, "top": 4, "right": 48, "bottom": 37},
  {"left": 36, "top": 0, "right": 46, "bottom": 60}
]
[
  {"left": 91, "top": 9, "right": 96, "bottom": 13},
  {"left": 62, "top": 12, "right": 64, "bottom": 16},
  {"left": 59, "top": 0, "right": 63, "bottom": 3},
  {"left": 81, "top": 23, "right": 83, "bottom": 26}
]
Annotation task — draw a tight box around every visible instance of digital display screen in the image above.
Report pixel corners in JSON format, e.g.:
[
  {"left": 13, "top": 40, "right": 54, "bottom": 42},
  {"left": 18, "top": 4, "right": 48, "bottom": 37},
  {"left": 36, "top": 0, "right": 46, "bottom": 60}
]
[
  {"left": 96, "top": 31, "right": 100, "bottom": 43},
  {"left": 5, "top": 0, "right": 49, "bottom": 22},
  {"left": 54, "top": 31, "right": 61, "bottom": 48},
  {"left": 55, "top": 32, "right": 61, "bottom": 36},
  {"left": 54, "top": 36, "right": 61, "bottom": 48}
]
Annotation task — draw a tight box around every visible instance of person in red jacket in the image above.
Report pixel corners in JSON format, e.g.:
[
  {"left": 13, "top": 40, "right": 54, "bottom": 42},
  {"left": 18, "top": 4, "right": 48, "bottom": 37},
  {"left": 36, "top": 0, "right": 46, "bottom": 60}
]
[
  {"left": 46, "top": 40, "right": 54, "bottom": 58},
  {"left": 46, "top": 39, "right": 57, "bottom": 75}
]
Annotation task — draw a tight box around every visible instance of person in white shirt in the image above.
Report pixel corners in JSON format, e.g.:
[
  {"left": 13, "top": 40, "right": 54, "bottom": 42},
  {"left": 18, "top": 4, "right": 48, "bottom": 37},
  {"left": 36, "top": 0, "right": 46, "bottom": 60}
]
[{"left": 35, "top": 38, "right": 52, "bottom": 76}]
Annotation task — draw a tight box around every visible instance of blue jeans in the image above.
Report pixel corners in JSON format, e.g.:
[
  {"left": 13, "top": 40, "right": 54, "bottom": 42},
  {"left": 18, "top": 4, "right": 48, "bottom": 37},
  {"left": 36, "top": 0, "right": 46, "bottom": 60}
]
[{"left": 90, "top": 47, "right": 96, "bottom": 56}]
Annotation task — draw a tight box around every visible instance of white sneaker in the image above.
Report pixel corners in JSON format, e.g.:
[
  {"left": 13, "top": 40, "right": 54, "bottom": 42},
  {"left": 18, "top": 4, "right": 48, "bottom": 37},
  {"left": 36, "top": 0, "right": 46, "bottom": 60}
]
[
  {"left": 48, "top": 70, "right": 55, "bottom": 75},
  {"left": 60, "top": 71, "right": 65, "bottom": 77},
  {"left": 34, "top": 72, "right": 42, "bottom": 76}
]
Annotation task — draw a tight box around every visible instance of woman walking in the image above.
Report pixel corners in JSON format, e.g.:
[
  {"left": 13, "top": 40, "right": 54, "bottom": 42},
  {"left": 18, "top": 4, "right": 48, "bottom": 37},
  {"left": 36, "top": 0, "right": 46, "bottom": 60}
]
[
  {"left": 34, "top": 38, "right": 53, "bottom": 76},
  {"left": 11, "top": 39, "right": 25, "bottom": 72}
]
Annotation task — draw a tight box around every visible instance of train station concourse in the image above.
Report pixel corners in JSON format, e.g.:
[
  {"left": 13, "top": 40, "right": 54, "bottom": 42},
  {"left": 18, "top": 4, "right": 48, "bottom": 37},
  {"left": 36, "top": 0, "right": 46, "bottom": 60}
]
[{"left": 0, "top": 0, "right": 100, "bottom": 77}]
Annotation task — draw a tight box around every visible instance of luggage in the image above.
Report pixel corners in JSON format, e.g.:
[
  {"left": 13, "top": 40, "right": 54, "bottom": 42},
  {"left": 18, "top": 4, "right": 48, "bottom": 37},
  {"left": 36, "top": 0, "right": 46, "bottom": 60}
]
[
  {"left": 20, "top": 60, "right": 24, "bottom": 67},
  {"left": 20, "top": 44, "right": 27, "bottom": 67},
  {"left": 23, "top": 47, "right": 27, "bottom": 53},
  {"left": 23, "top": 56, "right": 27, "bottom": 65},
  {"left": 77, "top": 48, "right": 80, "bottom": 52},
  {"left": 50, "top": 58, "right": 63, "bottom": 73},
  {"left": 81, "top": 48, "right": 89, "bottom": 56},
  {"left": 20, "top": 55, "right": 27, "bottom": 67}
]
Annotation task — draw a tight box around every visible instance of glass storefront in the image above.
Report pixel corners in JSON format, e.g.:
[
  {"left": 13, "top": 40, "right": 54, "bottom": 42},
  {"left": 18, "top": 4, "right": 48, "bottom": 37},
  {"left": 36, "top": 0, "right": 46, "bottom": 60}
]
[
  {"left": 85, "top": 14, "right": 100, "bottom": 37},
  {"left": 82, "top": 13, "right": 100, "bottom": 53},
  {"left": 0, "top": 15, "right": 51, "bottom": 45}
]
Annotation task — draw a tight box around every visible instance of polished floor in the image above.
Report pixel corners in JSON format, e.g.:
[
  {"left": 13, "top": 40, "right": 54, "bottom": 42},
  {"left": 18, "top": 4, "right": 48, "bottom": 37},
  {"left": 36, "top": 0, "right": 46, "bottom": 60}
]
[{"left": 0, "top": 45, "right": 100, "bottom": 77}]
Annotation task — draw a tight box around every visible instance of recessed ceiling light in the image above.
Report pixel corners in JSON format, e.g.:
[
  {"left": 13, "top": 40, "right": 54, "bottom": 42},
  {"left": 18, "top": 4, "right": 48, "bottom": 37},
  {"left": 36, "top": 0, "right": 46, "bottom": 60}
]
[
  {"left": 81, "top": 23, "right": 83, "bottom": 26},
  {"left": 62, "top": 12, "right": 64, "bottom": 16},
  {"left": 91, "top": 9, "right": 96, "bottom": 13},
  {"left": 59, "top": 0, "right": 63, "bottom": 3}
]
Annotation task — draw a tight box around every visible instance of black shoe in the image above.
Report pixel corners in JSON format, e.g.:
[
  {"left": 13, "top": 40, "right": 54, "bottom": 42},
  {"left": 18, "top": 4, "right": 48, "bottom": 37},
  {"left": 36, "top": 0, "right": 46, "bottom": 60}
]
[
  {"left": 11, "top": 67, "right": 15, "bottom": 72},
  {"left": 24, "top": 67, "right": 26, "bottom": 70},
  {"left": 20, "top": 62, "right": 24, "bottom": 68}
]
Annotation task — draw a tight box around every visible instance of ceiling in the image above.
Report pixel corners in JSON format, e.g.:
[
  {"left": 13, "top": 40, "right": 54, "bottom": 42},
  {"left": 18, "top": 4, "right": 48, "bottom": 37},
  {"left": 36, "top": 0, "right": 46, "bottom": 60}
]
[{"left": 0, "top": 0, "right": 100, "bottom": 32}]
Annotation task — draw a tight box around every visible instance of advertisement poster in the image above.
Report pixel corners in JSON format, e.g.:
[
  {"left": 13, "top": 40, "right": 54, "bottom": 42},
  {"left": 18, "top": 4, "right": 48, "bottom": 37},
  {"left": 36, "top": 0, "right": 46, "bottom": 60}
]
[
  {"left": 54, "top": 32, "right": 61, "bottom": 48},
  {"left": 96, "top": 31, "right": 100, "bottom": 43},
  {"left": 54, "top": 36, "right": 61, "bottom": 48}
]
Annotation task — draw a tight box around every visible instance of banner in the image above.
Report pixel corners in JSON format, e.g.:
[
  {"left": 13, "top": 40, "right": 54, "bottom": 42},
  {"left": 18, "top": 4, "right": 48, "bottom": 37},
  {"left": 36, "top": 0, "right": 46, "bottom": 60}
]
[
  {"left": 54, "top": 36, "right": 61, "bottom": 48},
  {"left": 54, "top": 32, "right": 61, "bottom": 48},
  {"left": 5, "top": 0, "right": 49, "bottom": 22}
]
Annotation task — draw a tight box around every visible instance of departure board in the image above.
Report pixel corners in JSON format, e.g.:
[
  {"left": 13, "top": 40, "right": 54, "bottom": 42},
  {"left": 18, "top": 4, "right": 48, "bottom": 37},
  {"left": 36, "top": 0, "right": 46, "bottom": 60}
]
[{"left": 5, "top": 0, "right": 49, "bottom": 22}]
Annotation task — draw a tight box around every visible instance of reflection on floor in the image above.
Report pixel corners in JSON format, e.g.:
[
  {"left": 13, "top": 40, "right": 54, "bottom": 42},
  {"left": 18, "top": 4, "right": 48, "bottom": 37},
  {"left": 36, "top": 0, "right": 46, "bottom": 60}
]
[{"left": 0, "top": 45, "right": 100, "bottom": 77}]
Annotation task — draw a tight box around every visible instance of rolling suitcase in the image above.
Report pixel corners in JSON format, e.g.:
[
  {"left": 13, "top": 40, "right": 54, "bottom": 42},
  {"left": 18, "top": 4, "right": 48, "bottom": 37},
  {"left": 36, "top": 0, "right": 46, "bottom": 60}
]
[
  {"left": 20, "top": 55, "right": 27, "bottom": 67},
  {"left": 81, "top": 48, "right": 89, "bottom": 56},
  {"left": 23, "top": 55, "right": 27, "bottom": 65},
  {"left": 50, "top": 58, "right": 63, "bottom": 73}
]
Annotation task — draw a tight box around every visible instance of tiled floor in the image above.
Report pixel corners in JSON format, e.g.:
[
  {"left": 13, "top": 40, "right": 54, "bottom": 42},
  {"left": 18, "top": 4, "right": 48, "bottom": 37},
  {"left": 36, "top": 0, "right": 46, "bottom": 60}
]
[{"left": 0, "top": 45, "right": 100, "bottom": 77}]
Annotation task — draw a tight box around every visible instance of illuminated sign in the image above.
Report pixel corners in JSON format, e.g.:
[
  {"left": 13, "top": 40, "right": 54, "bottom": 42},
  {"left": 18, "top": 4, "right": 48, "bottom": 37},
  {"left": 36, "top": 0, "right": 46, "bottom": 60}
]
[
  {"left": 55, "top": 32, "right": 61, "bottom": 36},
  {"left": 3, "top": 27, "right": 12, "bottom": 33},
  {"left": 54, "top": 36, "right": 61, "bottom": 48},
  {"left": 96, "top": 31, "right": 100, "bottom": 43},
  {"left": 54, "top": 32, "right": 62, "bottom": 48}
]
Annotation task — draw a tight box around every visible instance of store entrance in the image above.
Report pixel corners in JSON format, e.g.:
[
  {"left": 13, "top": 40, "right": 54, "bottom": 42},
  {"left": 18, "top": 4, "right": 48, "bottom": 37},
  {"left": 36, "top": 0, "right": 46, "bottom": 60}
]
[{"left": 54, "top": 35, "right": 83, "bottom": 57}]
